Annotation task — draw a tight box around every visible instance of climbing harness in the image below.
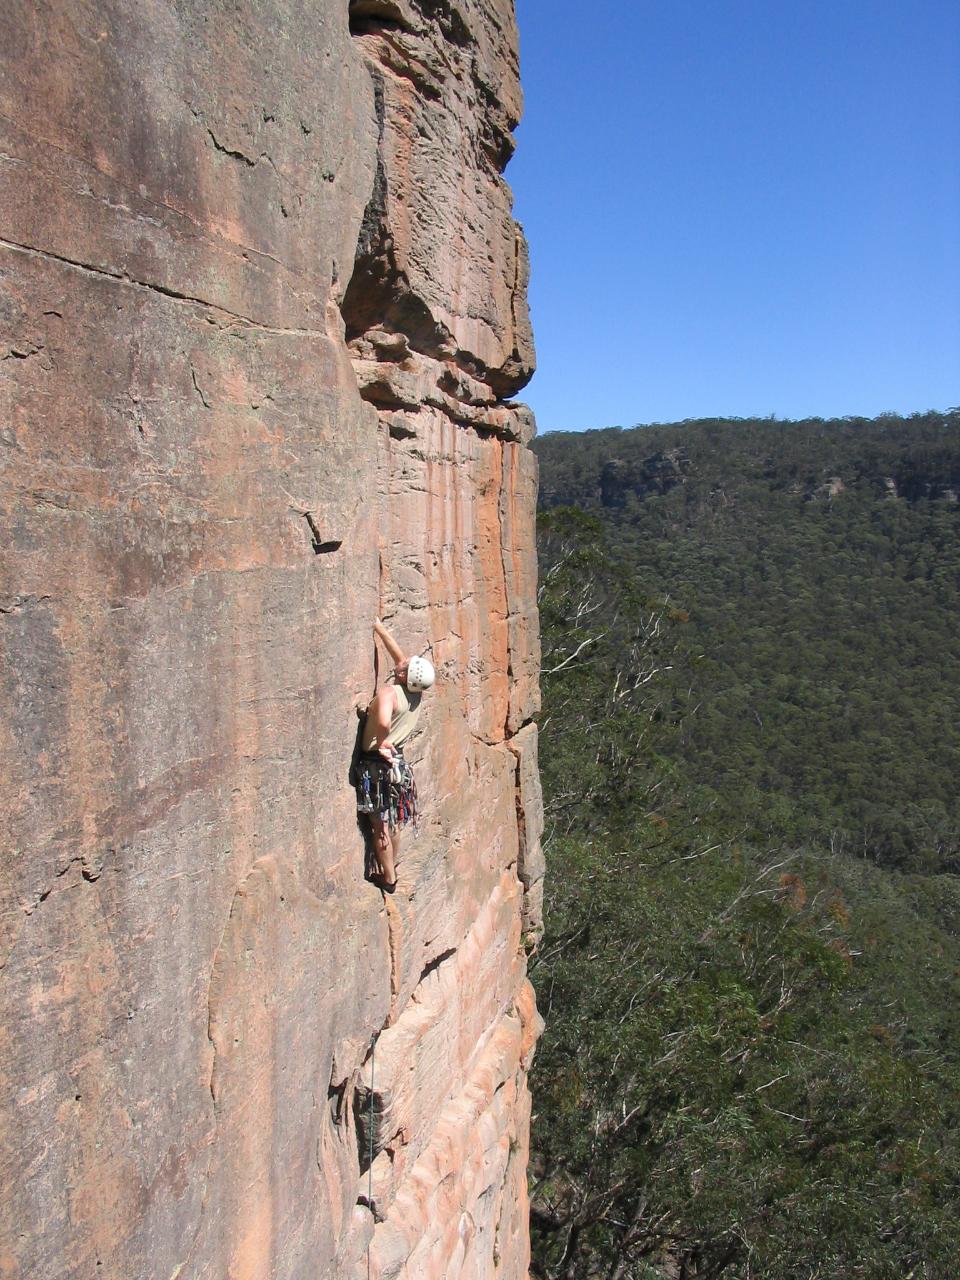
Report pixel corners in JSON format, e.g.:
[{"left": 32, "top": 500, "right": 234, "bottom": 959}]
[{"left": 355, "top": 751, "right": 419, "bottom": 833}]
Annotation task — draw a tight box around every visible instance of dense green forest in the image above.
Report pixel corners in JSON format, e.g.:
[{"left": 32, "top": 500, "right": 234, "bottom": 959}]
[{"left": 527, "top": 412, "right": 960, "bottom": 1279}]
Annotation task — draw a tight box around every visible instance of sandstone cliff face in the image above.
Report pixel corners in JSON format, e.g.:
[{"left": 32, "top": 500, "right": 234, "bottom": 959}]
[{"left": 0, "top": 3, "right": 542, "bottom": 1278}]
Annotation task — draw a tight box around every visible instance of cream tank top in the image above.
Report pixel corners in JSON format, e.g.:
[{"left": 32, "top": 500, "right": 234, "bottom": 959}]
[{"left": 363, "top": 681, "right": 422, "bottom": 753}]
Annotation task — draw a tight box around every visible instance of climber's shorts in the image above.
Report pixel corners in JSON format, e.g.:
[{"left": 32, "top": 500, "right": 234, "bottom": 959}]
[{"left": 355, "top": 751, "right": 418, "bottom": 831}]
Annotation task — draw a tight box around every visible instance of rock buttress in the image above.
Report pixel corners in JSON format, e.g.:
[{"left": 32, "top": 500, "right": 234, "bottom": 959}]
[{"left": 0, "top": 2, "right": 541, "bottom": 1279}]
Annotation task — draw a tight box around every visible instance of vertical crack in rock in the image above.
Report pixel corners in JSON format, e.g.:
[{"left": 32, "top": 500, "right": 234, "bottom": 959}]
[
  {"left": 190, "top": 364, "right": 211, "bottom": 408},
  {"left": 507, "top": 725, "right": 545, "bottom": 947}
]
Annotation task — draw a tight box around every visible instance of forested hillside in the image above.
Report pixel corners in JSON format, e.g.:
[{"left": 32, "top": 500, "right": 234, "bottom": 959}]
[{"left": 527, "top": 411, "right": 960, "bottom": 1279}]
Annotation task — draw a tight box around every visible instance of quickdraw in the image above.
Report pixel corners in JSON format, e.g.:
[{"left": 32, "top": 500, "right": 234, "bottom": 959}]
[
  {"left": 356, "top": 753, "right": 419, "bottom": 833},
  {"left": 389, "top": 757, "right": 418, "bottom": 832}
]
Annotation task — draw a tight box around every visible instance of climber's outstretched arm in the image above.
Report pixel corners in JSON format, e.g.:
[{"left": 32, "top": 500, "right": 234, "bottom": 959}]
[{"left": 374, "top": 617, "right": 407, "bottom": 667}]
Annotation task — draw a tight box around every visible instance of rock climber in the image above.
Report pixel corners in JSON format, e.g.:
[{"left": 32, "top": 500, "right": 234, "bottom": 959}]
[{"left": 356, "top": 617, "right": 435, "bottom": 892}]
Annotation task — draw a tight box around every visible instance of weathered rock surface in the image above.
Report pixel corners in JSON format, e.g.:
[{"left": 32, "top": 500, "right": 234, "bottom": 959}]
[{"left": 0, "top": 2, "right": 540, "bottom": 1278}]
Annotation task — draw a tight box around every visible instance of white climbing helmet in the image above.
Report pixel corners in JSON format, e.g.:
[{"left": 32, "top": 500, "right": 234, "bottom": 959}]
[{"left": 406, "top": 655, "right": 435, "bottom": 692}]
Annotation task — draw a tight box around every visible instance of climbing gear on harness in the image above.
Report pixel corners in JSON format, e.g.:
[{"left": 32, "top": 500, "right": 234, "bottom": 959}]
[
  {"left": 406, "top": 655, "right": 435, "bottom": 692},
  {"left": 355, "top": 750, "right": 419, "bottom": 832}
]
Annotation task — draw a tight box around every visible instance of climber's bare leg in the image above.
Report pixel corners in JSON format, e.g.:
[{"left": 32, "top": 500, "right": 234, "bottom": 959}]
[{"left": 370, "top": 816, "right": 397, "bottom": 887}]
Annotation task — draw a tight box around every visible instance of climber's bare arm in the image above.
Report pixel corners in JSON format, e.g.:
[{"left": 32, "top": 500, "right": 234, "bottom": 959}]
[
  {"left": 366, "top": 685, "right": 399, "bottom": 758},
  {"left": 374, "top": 617, "right": 407, "bottom": 667}
]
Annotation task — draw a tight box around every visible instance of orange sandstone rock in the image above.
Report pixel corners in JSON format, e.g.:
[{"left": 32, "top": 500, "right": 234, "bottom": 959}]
[{"left": 0, "top": 1, "right": 540, "bottom": 1278}]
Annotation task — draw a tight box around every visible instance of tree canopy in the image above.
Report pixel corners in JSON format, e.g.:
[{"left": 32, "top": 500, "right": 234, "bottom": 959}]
[{"left": 528, "top": 411, "right": 960, "bottom": 1280}]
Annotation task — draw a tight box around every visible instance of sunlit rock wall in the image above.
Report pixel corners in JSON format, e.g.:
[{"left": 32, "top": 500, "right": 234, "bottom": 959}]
[{"left": 0, "top": 2, "right": 542, "bottom": 1277}]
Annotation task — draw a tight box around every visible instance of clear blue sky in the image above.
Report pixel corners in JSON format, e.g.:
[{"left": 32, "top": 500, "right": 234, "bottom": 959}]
[{"left": 508, "top": 0, "right": 960, "bottom": 432}]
